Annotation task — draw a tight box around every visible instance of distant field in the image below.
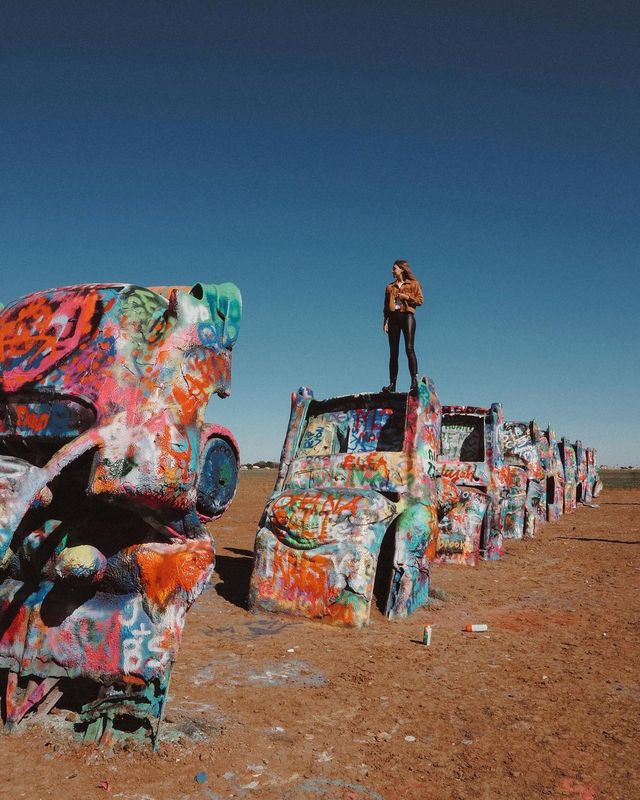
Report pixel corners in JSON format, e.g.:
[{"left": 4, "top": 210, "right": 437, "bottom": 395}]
[{"left": 601, "top": 469, "right": 640, "bottom": 488}]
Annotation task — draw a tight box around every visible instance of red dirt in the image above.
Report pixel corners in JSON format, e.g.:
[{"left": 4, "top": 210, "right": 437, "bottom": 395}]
[{"left": 2, "top": 471, "right": 638, "bottom": 799}]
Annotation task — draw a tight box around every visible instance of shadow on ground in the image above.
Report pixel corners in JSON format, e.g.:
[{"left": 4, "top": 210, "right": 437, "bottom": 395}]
[
  {"left": 556, "top": 536, "right": 640, "bottom": 545},
  {"left": 213, "top": 547, "right": 254, "bottom": 609}
]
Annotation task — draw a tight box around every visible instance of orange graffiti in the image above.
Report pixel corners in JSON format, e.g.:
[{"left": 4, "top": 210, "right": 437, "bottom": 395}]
[
  {"left": 134, "top": 540, "right": 214, "bottom": 609},
  {"left": 342, "top": 452, "right": 390, "bottom": 487},
  {"left": 441, "top": 462, "right": 479, "bottom": 483},
  {"left": 272, "top": 490, "right": 378, "bottom": 545},
  {"left": 262, "top": 544, "right": 345, "bottom": 618},
  {"left": 14, "top": 405, "right": 50, "bottom": 433},
  {"left": 0, "top": 290, "right": 101, "bottom": 391}
]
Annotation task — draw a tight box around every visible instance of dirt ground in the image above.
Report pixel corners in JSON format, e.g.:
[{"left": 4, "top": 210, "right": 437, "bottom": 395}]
[{"left": 2, "top": 470, "right": 639, "bottom": 800}]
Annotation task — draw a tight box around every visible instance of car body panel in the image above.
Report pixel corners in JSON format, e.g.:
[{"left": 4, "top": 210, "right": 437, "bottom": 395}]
[
  {"left": 560, "top": 438, "right": 578, "bottom": 513},
  {"left": 574, "top": 440, "right": 588, "bottom": 504},
  {"left": 250, "top": 378, "right": 440, "bottom": 627},
  {"left": 501, "top": 421, "right": 546, "bottom": 538},
  {"left": 0, "top": 281, "right": 241, "bottom": 745},
  {"left": 435, "top": 479, "right": 489, "bottom": 566},
  {"left": 536, "top": 426, "right": 565, "bottom": 522},
  {"left": 585, "top": 448, "right": 602, "bottom": 502},
  {"left": 436, "top": 404, "right": 524, "bottom": 560}
]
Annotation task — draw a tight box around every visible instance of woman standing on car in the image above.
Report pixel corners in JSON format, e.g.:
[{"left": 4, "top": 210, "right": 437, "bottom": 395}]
[{"left": 382, "top": 259, "right": 423, "bottom": 393}]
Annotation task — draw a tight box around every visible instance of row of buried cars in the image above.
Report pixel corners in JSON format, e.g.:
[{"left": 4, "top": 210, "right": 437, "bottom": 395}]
[
  {"left": 0, "top": 283, "right": 602, "bottom": 744},
  {"left": 249, "top": 376, "right": 602, "bottom": 628}
]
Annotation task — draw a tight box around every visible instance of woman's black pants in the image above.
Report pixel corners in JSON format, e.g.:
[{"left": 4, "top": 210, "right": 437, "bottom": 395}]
[{"left": 387, "top": 310, "right": 418, "bottom": 384}]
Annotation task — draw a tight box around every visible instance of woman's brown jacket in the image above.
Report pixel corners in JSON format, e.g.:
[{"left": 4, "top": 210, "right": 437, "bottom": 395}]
[{"left": 383, "top": 279, "right": 424, "bottom": 321}]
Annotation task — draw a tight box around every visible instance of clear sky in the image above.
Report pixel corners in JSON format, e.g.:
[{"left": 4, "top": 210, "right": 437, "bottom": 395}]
[{"left": 2, "top": 2, "right": 639, "bottom": 465}]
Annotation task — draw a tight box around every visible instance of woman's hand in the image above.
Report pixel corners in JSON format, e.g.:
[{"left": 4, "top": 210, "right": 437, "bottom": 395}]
[{"left": 383, "top": 320, "right": 388, "bottom": 333}]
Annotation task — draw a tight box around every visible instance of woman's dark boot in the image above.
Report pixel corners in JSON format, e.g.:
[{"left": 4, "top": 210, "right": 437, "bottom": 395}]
[
  {"left": 409, "top": 376, "right": 418, "bottom": 393},
  {"left": 382, "top": 381, "right": 396, "bottom": 394}
]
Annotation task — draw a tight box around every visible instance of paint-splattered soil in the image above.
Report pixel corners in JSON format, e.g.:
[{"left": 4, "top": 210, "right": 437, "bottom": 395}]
[{"left": 2, "top": 471, "right": 639, "bottom": 800}]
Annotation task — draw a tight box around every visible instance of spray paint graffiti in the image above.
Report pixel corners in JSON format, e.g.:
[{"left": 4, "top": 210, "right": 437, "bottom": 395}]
[
  {"left": 250, "top": 378, "right": 441, "bottom": 627},
  {"left": 574, "top": 440, "right": 588, "bottom": 504},
  {"left": 585, "top": 448, "right": 602, "bottom": 502},
  {"left": 560, "top": 438, "right": 578, "bottom": 514},
  {"left": 437, "top": 404, "right": 530, "bottom": 560},
  {"left": 435, "top": 478, "right": 489, "bottom": 566},
  {"left": 501, "top": 421, "right": 546, "bottom": 538},
  {"left": 532, "top": 425, "right": 561, "bottom": 522},
  {"left": 0, "top": 281, "right": 241, "bottom": 747},
  {"left": 252, "top": 379, "right": 601, "bottom": 624}
]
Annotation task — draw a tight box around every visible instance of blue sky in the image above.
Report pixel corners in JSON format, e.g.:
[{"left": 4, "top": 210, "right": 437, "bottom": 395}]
[{"left": 2, "top": 2, "right": 639, "bottom": 465}]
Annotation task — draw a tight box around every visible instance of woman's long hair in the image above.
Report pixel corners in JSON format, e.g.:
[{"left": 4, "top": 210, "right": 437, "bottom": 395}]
[{"left": 393, "top": 259, "right": 417, "bottom": 281}]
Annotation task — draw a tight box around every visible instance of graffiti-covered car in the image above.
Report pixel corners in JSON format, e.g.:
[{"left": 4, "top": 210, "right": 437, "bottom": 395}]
[
  {"left": 559, "top": 438, "right": 578, "bottom": 513},
  {"left": 250, "top": 378, "right": 441, "bottom": 627},
  {"left": 0, "top": 281, "right": 241, "bottom": 746},
  {"left": 437, "top": 404, "right": 528, "bottom": 561},
  {"left": 585, "top": 448, "right": 602, "bottom": 502},
  {"left": 536, "top": 426, "right": 565, "bottom": 522},
  {"left": 574, "top": 440, "right": 588, "bottom": 505},
  {"left": 501, "top": 420, "right": 546, "bottom": 538}
]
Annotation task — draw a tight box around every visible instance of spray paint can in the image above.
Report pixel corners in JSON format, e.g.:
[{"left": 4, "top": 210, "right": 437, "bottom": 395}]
[
  {"left": 464, "top": 623, "right": 488, "bottom": 633},
  {"left": 423, "top": 625, "right": 432, "bottom": 646}
]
